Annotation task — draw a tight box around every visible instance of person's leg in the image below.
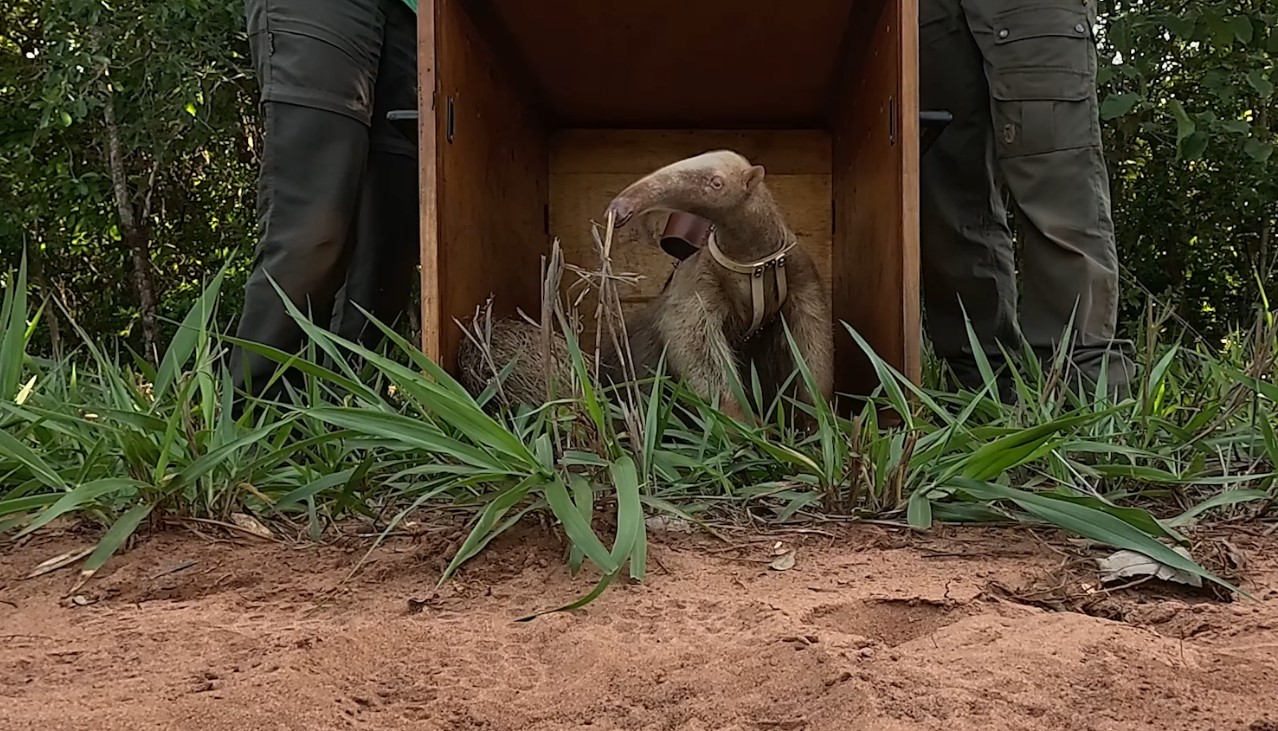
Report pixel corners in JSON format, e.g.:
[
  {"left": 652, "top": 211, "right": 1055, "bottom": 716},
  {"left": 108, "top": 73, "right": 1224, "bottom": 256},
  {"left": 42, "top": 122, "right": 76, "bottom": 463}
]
[
  {"left": 918, "top": 0, "right": 1021, "bottom": 398},
  {"left": 230, "top": 0, "right": 387, "bottom": 405},
  {"left": 331, "top": 0, "right": 420, "bottom": 352},
  {"left": 958, "top": 0, "right": 1137, "bottom": 399}
]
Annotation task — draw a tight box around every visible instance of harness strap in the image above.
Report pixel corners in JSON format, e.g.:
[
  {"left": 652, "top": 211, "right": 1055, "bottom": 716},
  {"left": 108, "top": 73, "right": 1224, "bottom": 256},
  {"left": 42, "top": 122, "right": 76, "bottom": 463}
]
[{"left": 705, "top": 227, "right": 798, "bottom": 340}]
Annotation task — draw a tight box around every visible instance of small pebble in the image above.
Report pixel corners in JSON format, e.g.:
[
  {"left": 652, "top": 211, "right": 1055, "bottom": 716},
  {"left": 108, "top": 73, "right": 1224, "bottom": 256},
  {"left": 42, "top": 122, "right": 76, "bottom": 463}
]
[{"left": 825, "top": 671, "right": 852, "bottom": 687}]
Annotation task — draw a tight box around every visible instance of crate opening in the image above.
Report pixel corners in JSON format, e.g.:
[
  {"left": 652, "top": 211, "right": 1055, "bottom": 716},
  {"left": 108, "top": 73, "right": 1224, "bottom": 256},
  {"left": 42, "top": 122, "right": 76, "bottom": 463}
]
[{"left": 422, "top": 0, "right": 918, "bottom": 401}]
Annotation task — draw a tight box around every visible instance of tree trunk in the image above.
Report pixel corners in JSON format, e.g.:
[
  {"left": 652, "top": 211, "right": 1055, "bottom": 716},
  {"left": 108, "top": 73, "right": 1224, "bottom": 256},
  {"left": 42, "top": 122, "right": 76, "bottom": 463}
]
[
  {"left": 1256, "top": 104, "right": 1273, "bottom": 280},
  {"left": 102, "top": 84, "right": 160, "bottom": 362},
  {"left": 1261, "top": 218, "right": 1273, "bottom": 279}
]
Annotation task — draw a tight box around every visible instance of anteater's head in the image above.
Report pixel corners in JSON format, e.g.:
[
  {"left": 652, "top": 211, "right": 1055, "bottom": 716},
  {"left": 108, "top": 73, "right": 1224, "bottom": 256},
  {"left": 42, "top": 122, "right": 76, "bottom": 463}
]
[{"left": 604, "top": 150, "right": 767, "bottom": 229}]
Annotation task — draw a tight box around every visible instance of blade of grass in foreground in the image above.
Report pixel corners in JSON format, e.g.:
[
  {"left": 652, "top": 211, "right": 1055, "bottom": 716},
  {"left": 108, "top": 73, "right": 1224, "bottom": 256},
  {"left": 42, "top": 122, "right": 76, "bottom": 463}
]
[
  {"left": 609, "top": 454, "right": 646, "bottom": 580},
  {"left": 1029, "top": 490, "right": 1187, "bottom": 543},
  {"left": 514, "top": 455, "right": 651, "bottom": 621},
  {"left": 907, "top": 487, "right": 934, "bottom": 529},
  {"left": 542, "top": 473, "right": 620, "bottom": 575},
  {"left": 1166, "top": 489, "right": 1273, "bottom": 528},
  {"left": 841, "top": 323, "right": 915, "bottom": 426},
  {"left": 305, "top": 407, "right": 525, "bottom": 475},
  {"left": 841, "top": 321, "right": 963, "bottom": 426},
  {"left": 218, "top": 334, "right": 383, "bottom": 404},
  {"left": 0, "top": 427, "right": 69, "bottom": 491},
  {"left": 70, "top": 502, "right": 157, "bottom": 593},
  {"left": 515, "top": 568, "right": 621, "bottom": 622},
  {"left": 153, "top": 264, "right": 227, "bottom": 402},
  {"left": 567, "top": 473, "right": 594, "bottom": 576},
  {"left": 12, "top": 478, "right": 145, "bottom": 539},
  {"left": 1, "top": 254, "right": 31, "bottom": 402},
  {"left": 344, "top": 300, "right": 543, "bottom": 461},
  {"left": 437, "top": 477, "right": 538, "bottom": 584},
  {"left": 947, "top": 477, "right": 1249, "bottom": 598},
  {"left": 938, "top": 407, "right": 1121, "bottom": 483}
]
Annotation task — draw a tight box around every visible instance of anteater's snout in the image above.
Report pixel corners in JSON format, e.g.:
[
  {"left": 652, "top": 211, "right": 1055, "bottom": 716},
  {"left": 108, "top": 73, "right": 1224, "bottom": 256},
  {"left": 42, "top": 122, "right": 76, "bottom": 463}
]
[{"left": 604, "top": 198, "right": 635, "bottom": 228}]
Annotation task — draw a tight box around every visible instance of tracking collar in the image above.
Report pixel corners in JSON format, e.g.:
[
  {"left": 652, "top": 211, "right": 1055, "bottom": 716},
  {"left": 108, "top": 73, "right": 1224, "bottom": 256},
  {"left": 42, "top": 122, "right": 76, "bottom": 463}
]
[{"left": 705, "top": 225, "right": 798, "bottom": 341}]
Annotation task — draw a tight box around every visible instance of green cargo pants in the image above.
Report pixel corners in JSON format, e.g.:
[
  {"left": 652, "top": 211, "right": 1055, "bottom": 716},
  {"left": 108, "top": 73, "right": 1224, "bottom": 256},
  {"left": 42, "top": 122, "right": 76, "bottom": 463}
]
[
  {"left": 919, "top": 0, "right": 1136, "bottom": 399},
  {"left": 229, "top": 0, "right": 418, "bottom": 404}
]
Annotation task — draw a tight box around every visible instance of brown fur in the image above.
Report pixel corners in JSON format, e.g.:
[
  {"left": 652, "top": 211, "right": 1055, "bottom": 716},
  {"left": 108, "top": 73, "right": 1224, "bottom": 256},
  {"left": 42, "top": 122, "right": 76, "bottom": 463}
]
[
  {"left": 455, "top": 317, "right": 577, "bottom": 412},
  {"left": 599, "top": 150, "right": 835, "bottom": 423}
]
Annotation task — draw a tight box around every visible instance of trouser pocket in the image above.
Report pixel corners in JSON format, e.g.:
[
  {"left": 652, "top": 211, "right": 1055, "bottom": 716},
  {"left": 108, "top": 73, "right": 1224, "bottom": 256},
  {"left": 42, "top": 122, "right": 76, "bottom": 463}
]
[
  {"left": 979, "top": 3, "right": 1100, "bottom": 158},
  {"left": 245, "top": 0, "right": 385, "bottom": 126}
]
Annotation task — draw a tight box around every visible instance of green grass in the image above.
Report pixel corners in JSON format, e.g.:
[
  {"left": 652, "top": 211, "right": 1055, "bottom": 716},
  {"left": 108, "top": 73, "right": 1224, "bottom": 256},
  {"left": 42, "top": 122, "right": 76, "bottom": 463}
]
[{"left": 1, "top": 245, "right": 1275, "bottom": 606}]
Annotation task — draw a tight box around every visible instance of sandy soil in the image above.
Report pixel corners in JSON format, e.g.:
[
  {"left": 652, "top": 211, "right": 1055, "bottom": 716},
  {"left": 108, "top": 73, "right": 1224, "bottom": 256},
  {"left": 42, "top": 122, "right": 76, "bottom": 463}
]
[{"left": 2, "top": 518, "right": 1278, "bottom": 731}]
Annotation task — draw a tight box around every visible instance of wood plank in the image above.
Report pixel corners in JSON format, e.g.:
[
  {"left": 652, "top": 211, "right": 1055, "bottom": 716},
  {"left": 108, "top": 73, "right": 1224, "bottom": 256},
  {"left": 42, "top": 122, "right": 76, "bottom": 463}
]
[
  {"left": 470, "top": 0, "right": 858, "bottom": 127},
  {"left": 418, "top": 0, "right": 440, "bottom": 365},
  {"left": 831, "top": 0, "right": 921, "bottom": 402},
  {"left": 549, "top": 130, "right": 833, "bottom": 345},
  {"left": 551, "top": 129, "right": 831, "bottom": 175},
  {"left": 430, "top": 0, "right": 550, "bottom": 373}
]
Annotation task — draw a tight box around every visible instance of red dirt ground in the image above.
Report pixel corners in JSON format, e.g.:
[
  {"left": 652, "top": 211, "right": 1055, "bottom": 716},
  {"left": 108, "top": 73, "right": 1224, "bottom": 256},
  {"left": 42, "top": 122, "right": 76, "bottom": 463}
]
[{"left": 2, "top": 518, "right": 1277, "bottom": 731}]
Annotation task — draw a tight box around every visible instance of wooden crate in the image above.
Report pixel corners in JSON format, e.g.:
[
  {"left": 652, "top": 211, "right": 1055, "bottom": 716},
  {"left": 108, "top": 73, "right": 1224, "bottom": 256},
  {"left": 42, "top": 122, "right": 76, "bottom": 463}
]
[{"left": 415, "top": 0, "right": 920, "bottom": 404}]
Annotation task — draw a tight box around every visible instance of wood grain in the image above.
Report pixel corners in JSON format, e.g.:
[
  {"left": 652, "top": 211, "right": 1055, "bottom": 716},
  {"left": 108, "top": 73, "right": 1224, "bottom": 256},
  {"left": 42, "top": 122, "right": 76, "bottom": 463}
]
[
  {"left": 430, "top": 0, "right": 550, "bottom": 373},
  {"left": 830, "top": 0, "right": 921, "bottom": 403},
  {"left": 467, "top": 0, "right": 858, "bottom": 127},
  {"left": 417, "top": 0, "right": 440, "bottom": 365},
  {"left": 549, "top": 130, "right": 833, "bottom": 345},
  {"left": 550, "top": 130, "right": 831, "bottom": 175}
]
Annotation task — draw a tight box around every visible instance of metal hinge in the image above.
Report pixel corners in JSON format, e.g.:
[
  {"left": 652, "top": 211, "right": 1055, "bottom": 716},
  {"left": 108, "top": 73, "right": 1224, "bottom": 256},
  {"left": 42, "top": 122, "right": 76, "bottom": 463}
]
[
  {"left": 446, "top": 97, "right": 455, "bottom": 143},
  {"left": 888, "top": 94, "right": 897, "bottom": 146}
]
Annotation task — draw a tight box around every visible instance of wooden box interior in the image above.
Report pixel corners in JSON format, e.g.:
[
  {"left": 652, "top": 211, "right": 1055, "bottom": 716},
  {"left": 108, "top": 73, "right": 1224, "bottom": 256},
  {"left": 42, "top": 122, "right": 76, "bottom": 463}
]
[{"left": 418, "top": 0, "right": 919, "bottom": 403}]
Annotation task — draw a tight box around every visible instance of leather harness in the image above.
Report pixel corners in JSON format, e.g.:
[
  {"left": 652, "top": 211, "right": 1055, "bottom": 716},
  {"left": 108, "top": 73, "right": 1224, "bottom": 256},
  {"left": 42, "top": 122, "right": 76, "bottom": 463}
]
[{"left": 660, "top": 212, "right": 796, "bottom": 342}]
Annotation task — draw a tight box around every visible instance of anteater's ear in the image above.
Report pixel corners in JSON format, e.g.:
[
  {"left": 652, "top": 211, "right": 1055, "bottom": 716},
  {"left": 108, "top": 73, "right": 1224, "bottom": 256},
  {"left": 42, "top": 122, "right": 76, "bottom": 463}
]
[{"left": 745, "top": 164, "right": 766, "bottom": 191}]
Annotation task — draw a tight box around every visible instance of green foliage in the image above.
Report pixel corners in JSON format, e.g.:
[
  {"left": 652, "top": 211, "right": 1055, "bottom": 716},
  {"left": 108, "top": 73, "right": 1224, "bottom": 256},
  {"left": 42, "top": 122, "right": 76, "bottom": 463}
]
[
  {"left": 1, "top": 0, "right": 1276, "bottom": 611},
  {"left": 1, "top": 0, "right": 257, "bottom": 352},
  {"left": 1096, "top": 0, "right": 1276, "bottom": 338},
  {"left": 0, "top": 263, "right": 1273, "bottom": 607}
]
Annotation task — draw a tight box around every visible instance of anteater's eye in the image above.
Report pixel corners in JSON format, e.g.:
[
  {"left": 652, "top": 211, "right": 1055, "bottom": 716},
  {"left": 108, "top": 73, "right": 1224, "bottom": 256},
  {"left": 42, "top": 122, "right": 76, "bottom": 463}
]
[{"left": 709, "top": 175, "right": 724, "bottom": 190}]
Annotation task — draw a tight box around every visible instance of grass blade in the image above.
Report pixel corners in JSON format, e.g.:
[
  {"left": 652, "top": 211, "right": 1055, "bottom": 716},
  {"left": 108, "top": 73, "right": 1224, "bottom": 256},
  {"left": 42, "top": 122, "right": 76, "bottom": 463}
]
[
  {"left": 1, "top": 253, "right": 30, "bottom": 401},
  {"left": 70, "top": 502, "right": 157, "bottom": 593},
  {"left": 608, "top": 454, "right": 646, "bottom": 580},
  {"left": 0, "top": 428, "right": 68, "bottom": 490},
  {"left": 13, "top": 478, "right": 145, "bottom": 539},
  {"left": 154, "top": 264, "right": 227, "bottom": 401},
  {"left": 1166, "top": 489, "right": 1273, "bottom": 528},
  {"left": 947, "top": 477, "right": 1245, "bottom": 597},
  {"left": 542, "top": 473, "right": 619, "bottom": 575}
]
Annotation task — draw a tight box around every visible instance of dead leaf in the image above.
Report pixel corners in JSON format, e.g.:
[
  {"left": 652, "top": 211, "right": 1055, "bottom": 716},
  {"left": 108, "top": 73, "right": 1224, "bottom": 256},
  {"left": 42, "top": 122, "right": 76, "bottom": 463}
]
[
  {"left": 70, "top": 594, "right": 95, "bottom": 607},
  {"left": 1096, "top": 547, "right": 1203, "bottom": 588},
  {"left": 25, "top": 547, "right": 94, "bottom": 579},
  {"left": 15, "top": 375, "right": 37, "bottom": 405},
  {"left": 769, "top": 550, "right": 796, "bottom": 571},
  {"left": 230, "top": 512, "right": 272, "bottom": 539}
]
